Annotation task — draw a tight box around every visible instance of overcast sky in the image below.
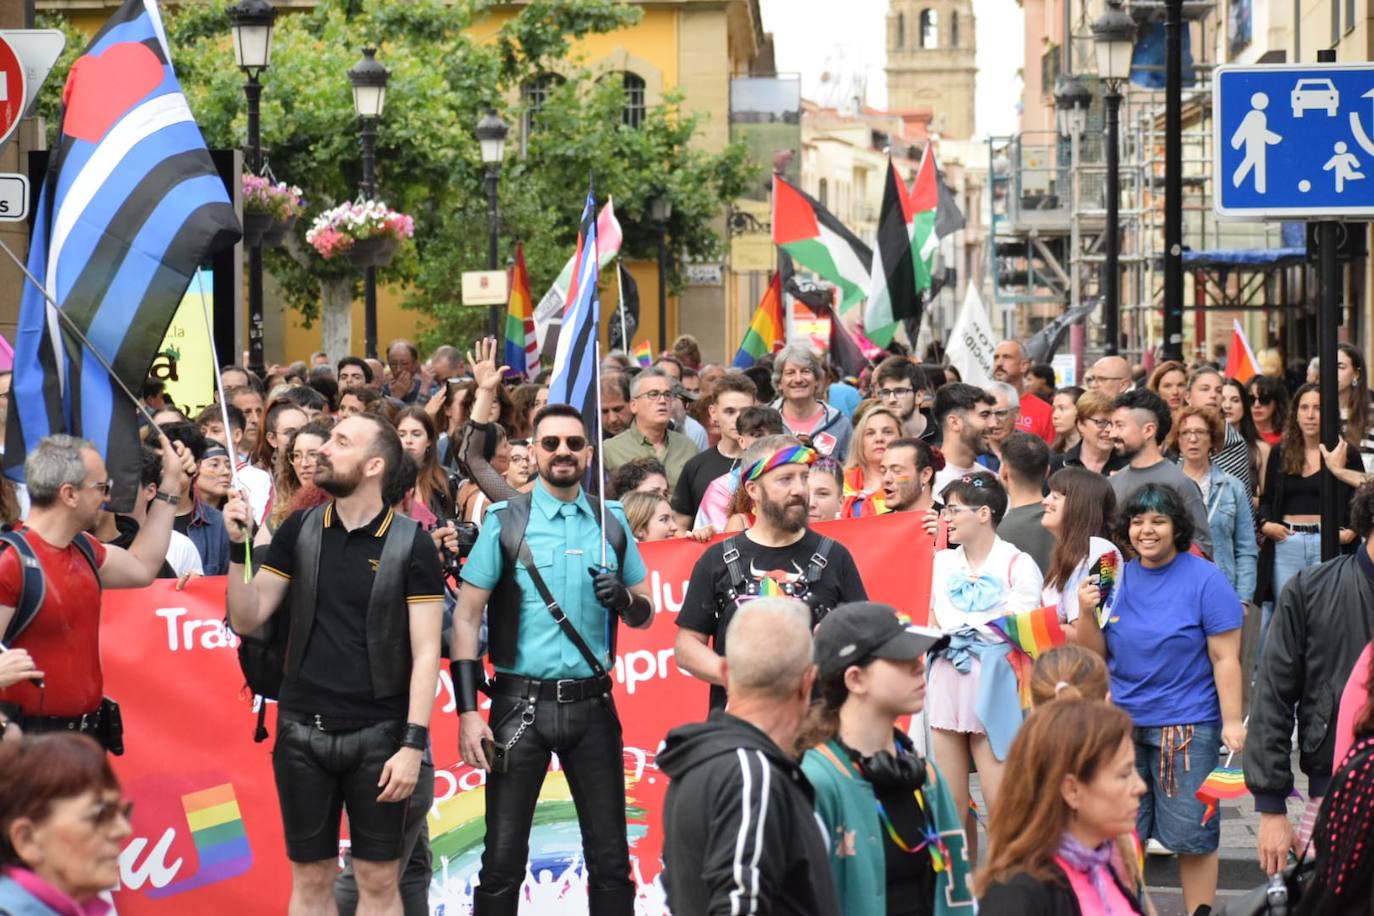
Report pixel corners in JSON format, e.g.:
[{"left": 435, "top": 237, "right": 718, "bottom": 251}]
[{"left": 758, "top": 0, "right": 1025, "bottom": 139}]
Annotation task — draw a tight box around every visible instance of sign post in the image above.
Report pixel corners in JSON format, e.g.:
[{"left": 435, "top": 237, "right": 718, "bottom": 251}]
[{"left": 1214, "top": 53, "right": 1363, "bottom": 559}]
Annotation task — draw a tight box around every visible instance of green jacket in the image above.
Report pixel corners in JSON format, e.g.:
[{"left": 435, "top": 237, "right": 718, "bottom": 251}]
[{"left": 801, "top": 738, "right": 976, "bottom": 916}]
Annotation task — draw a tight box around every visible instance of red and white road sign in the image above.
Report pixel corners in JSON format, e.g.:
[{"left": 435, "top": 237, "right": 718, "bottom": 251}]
[{"left": 0, "top": 34, "right": 27, "bottom": 151}]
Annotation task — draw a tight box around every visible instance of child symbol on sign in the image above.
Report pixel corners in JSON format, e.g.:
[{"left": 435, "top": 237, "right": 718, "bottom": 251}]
[{"left": 1323, "top": 141, "right": 1364, "bottom": 193}]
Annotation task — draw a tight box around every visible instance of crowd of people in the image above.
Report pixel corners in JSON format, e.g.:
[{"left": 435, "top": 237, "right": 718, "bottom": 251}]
[{"left": 0, "top": 329, "right": 1373, "bottom": 916}]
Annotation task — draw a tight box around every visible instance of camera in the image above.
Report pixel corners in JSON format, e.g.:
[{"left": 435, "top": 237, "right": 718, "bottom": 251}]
[{"left": 441, "top": 518, "right": 480, "bottom": 576}]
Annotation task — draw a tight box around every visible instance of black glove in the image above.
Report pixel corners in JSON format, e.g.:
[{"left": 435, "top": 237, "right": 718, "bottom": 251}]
[{"left": 587, "top": 566, "right": 632, "bottom": 611}]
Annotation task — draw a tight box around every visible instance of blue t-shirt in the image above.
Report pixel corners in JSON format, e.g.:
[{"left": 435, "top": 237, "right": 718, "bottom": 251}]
[{"left": 1104, "top": 552, "right": 1242, "bottom": 727}]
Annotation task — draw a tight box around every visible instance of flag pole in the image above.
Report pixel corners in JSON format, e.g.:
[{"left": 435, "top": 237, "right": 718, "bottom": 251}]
[
  {"left": 593, "top": 335, "right": 608, "bottom": 570},
  {"left": 0, "top": 238, "right": 161, "bottom": 431},
  {"left": 615, "top": 258, "right": 627, "bottom": 353}
]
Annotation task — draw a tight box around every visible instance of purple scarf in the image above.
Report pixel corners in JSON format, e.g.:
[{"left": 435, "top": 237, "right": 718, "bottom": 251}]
[{"left": 1056, "top": 833, "right": 1121, "bottom": 916}]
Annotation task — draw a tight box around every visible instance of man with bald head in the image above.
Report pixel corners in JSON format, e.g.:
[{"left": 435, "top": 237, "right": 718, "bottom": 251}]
[
  {"left": 660, "top": 598, "right": 839, "bottom": 916},
  {"left": 1088, "top": 355, "right": 1133, "bottom": 399},
  {"left": 992, "top": 339, "right": 1054, "bottom": 443}
]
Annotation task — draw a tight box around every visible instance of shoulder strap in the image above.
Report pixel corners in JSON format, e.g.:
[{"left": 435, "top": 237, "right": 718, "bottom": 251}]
[
  {"left": 71, "top": 534, "right": 100, "bottom": 581},
  {"left": 0, "top": 532, "right": 42, "bottom": 644},
  {"left": 721, "top": 535, "right": 748, "bottom": 592},
  {"left": 801, "top": 536, "right": 836, "bottom": 586},
  {"left": 514, "top": 537, "right": 609, "bottom": 681},
  {"left": 1006, "top": 549, "right": 1022, "bottom": 583},
  {"left": 497, "top": 492, "right": 535, "bottom": 570}
]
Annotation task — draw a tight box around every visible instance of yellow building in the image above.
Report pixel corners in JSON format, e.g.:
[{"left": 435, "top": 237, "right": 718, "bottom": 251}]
[{"left": 29, "top": 0, "right": 769, "bottom": 365}]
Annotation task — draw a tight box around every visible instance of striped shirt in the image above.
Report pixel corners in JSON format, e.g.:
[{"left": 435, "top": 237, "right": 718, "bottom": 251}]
[{"left": 1213, "top": 424, "right": 1255, "bottom": 496}]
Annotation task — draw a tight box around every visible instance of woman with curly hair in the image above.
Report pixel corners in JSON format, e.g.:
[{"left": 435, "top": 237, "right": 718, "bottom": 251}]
[{"left": 269, "top": 418, "right": 332, "bottom": 530}]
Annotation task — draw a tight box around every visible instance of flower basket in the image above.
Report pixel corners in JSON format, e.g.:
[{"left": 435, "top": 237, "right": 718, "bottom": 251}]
[
  {"left": 242, "top": 210, "right": 272, "bottom": 247},
  {"left": 305, "top": 199, "right": 415, "bottom": 268},
  {"left": 260, "top": 212, "right": 297, "bottom": 248},
  {"left": 346, "top": 234, "right": 400, "bottom": 268}
]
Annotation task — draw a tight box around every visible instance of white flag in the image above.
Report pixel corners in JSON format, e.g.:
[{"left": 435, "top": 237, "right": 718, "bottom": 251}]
[{"left": 945, "top": 285, "right": 996, "bottom": 388}]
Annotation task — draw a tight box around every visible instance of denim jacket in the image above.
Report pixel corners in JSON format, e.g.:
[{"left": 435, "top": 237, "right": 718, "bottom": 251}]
[
  {"left": 186, "top": 498, "right": 230, "bottom": 576},
  {"left": 1201, "top": 465, "right": 1258, "bottom": 603}
]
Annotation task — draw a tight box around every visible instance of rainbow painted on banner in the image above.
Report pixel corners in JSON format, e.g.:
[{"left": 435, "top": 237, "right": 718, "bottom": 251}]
[
  {"left": 145, "top": 782, "right": 253, "bottom": 898},
  {"left": 1196, "top": 766, "right": 1248, "bottom": 825}
]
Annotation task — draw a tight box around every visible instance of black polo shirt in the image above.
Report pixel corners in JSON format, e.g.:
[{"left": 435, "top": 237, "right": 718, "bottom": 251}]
[{"left": 261, "top": 503, "right": 445, "bottom": 720}]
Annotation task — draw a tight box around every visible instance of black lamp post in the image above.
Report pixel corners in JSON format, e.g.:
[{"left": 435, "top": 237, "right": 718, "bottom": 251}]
[
  {"left": 1093, "top": 0, "right": 1136, "bottom": 356},
  {"left": 1162, "top": 0, "right": 1184, "bottom": 361},
  {"left": 650, "top": 193, "right": 672, "bottom": 352},
  {"left": 348, "top": 47, "right": 389, "bottom": 360},
  {"left": 475, "top": 108, "right": 509, "bottom": 339},
  {"left": 1054, "top": 76, "right": 1091, "bottom": 340},
  {"left": 228, "top": 0, "right": 275, "bottom": 379}
]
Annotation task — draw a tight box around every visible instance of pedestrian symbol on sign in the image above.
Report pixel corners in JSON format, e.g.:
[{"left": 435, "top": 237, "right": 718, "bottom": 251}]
[{"left": 1231, "top": 93, "right": 1283, "bottom": 194}]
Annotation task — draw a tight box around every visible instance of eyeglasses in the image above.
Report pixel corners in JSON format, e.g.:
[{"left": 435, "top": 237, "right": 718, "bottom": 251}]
[
  {"left": 990, "top": 408, "right": 1012, "bottom": 420},
  {"left": 82, "top": 798, "right": 134, "bottom": 828},
  {"left": 635, "top": 390, "right": 674, "bottom": 402},
  {"left": 82, "top": 480, "right": 113, "bottom": 496},
  {"left": 876, "top": 387, "right": 915, "bottom": 399},
  {"left": 941, "top": 504, "right": 979, "bottom": 516},
  {"left": 290, "top": 450, "right": 320, "bottom": 464},
  {"left": 1178, "top": 429, "right": 1210, "bottom": 440},
  {"left": 1085, "top": 417, "right": 1112, "bottom": 430},
  {"left": 1089, "top": 375, "right": 1127, "bottom": 385},
  {"left": 538, "top": 435, "right": 588, "bottom": 452}
]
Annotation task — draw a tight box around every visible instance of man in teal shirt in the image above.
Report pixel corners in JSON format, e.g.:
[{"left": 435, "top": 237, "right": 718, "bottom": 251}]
[{"left": 449, "top": 403, "right": 653, "bottom": 916}]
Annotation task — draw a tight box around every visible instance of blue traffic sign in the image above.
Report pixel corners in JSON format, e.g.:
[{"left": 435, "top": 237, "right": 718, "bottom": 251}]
[{"left": 1215, "top": 63, "right": 1374, "bottom": 218}]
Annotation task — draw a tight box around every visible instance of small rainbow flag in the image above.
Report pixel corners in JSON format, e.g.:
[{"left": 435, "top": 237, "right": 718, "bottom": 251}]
[
  {"left": 633, "top": 340, "right": 653, "bottom": 367},
  {"left": 146, "top": 782, "right": 254, "bottom": 897},
  {"left": 1196, "top": 766, "right": 1248, "bottom": 824},
  {"left": 985, "top": 605, "right": 1067, "bottom": 660},
  {"left": 1094, "top": 551, "right": 1121, "bottom": 628}
]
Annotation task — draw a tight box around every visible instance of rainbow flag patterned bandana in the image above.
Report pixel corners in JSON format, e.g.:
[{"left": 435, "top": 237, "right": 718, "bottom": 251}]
[{"left": 742, "top": 444, "right": 816, "bottom": 482}]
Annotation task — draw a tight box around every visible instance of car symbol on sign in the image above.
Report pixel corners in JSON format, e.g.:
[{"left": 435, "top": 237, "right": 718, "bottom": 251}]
[{"left": 1291, "top": 78, "right": 1340, "bottom": 117}]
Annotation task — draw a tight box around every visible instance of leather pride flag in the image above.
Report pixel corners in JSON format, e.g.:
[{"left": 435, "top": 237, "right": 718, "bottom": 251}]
[{"left": 6, "top": 0, "right": 240, "bottom": 511}]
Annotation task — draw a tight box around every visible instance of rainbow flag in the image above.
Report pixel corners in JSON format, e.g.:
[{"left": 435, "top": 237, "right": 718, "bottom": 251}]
[
  {"left": 146, "top": 782, "right": 253, "bottom": 897},
  {"left": 985, "top": 605, "right": 1067, "bottom": 660},
  {"left": 731, "top": 271, "right": 785, "bottom": 368},
  {"left": 633, "top": 340, "right": 653, "bottom": 367},
  {"left": 504, "top": 242, "right": 539, "bottom": 380},
  {"left": 1196, "top": 766, "right": 1248, "bottom": 824},
  {"left": 1095, "top": 550, "right": 1121, "bottom": 628}
]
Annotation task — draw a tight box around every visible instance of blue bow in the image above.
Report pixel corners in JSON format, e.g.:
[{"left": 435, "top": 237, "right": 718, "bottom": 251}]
[{"left": 947, "top": 572, "right": 1005, "bottom": 615}]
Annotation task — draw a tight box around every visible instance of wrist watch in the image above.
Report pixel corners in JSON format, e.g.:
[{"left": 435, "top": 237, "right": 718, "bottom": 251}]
[{"left": 152, "top": 490, "right": 181, "bottom": 507}]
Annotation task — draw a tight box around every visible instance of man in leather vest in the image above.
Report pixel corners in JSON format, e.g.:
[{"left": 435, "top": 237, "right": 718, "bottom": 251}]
[
  {"left": 225, "top": 414, "right": 445, "bottom": 915},
  {"left": 451, "top": 404, "right": 653, "bottom": 916}
]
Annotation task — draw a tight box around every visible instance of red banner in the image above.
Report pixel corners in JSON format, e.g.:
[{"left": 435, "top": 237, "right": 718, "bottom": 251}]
[{"left": 99, "top": 512, "right": 930, "bottom": 913}]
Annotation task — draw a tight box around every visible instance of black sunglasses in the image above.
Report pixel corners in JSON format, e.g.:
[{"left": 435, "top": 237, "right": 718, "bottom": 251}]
[{"left": 538, "top": 435, "right": 588, "bottom": 453}]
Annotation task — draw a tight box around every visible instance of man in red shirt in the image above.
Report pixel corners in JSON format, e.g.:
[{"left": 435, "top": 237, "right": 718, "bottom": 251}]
[
  {"left": 0, "top": 433, "right": 189, "bottom": 747},
  {"left": 993, "top": 340, "right": 1056, "bottom": 444}
]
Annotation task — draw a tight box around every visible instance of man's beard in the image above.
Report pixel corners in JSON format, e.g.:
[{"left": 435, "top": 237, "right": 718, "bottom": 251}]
[
  {"left": 758, "top": 488, "right": 808, "bottom": 533},
  {"left": 1113, "top": 438, "right": 1140, "bottom": 461},
  {"left": 960, "top": 426, "right": 986, "bottom": 456},
  {"left": 888, "top": 479, "right": 921, "bottom": 511},
  {"left": 538, "top": 455, "right": 585, "bottom": 486},
  {"left": 315, "top": 456, "right": 362, "bottom": 498}
]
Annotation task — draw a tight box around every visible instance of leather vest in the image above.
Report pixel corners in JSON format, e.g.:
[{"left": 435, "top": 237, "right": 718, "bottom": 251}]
[
  {"left": 486, "top": 492, "right": 627, "bottom": 670},
  {"left": 286, "top": 505, "right": 418, "bottom": 699}
]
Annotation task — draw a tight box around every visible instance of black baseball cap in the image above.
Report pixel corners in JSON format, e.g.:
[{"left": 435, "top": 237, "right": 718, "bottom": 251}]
[{"left": 814, "top": 601, "right": 950, "bottom": 682}]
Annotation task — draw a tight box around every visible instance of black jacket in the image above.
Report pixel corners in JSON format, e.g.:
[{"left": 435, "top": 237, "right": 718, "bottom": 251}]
[
  {"left": 1244, "top": 547, "right": 1374, "bottom": 810},
  {"left": 978, "top": 866, "right": 1143, "bottom": 916},
  {"left": 658, "top": 710, "right": 839, "bottom": 916}
]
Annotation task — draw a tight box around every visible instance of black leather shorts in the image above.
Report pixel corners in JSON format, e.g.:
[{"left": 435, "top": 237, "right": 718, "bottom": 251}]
[{"left": 272, "top": 716, "right": 409, "bottom": 863}]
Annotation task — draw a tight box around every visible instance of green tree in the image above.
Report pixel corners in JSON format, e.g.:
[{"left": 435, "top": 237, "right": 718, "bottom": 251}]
[{"left": 140, "top": 0, "right": 757, "bottom": 358}]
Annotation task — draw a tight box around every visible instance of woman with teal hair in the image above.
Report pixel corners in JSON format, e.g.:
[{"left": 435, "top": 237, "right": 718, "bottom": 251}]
[{"left": 1077, "top": 483, "right": 1245, "bottom": 916}]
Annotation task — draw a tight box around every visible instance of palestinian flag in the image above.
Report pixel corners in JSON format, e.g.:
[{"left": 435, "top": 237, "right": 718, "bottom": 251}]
[
  {"left": 772, "top": 175, "right": 872, "bottom": 310},
  {"left": 907, "top": 145, "right": 941, "bottom": 296},
  {"left": 866, "top": 159, "right": 921, "bottom": 347},
  {"left": 732, "top": 272, "right": 784, "bottom": 368}
]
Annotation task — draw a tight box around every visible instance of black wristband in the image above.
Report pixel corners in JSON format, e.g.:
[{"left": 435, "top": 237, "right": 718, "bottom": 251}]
[
  {"left": 400, "top": 723, "right": 428, "bottom": 750},
  {"left": 229, "top": 540, "right": 248, "bottom": 565},
  {"left": 451, "top": 659, "right": 485, "bottom": 713}
]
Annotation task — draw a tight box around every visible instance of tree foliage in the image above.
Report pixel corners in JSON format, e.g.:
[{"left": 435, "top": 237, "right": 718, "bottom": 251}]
[{"left": 43, "top": 0, "right": 759, "bottom": 355}]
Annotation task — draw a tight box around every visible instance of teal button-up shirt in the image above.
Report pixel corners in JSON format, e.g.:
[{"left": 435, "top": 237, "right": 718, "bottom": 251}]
[{"left": 460, "top": 481, "right": 648, "bottom": 679}]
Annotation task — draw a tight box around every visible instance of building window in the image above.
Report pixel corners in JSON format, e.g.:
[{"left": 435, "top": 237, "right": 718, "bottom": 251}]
[
  {"left": 896, "top": 12, "right": 905, "bottom": 48},
  {"left": 1332, "top": 0, "right": 1339, "bottom": 43},
  {"left": 950, "top": 11, "right": 960, "bottom": 47},
  {"left": 818, "top": 178, "right": 828, "bottom": 208},
  {"left": 1344, "top": 0, "right": 1354, "bottom": 32},
  {"left": 522, "top": 73, "right": 564, "bottom": 143},
  {"left": 622, "top": 72, "right": 646, "bottom": 128},
  {"left": 920, "top": 9, "right": 939, "bottom": 48}
]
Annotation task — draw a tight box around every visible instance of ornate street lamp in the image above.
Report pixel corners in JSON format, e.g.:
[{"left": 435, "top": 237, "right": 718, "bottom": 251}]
[
  {"left": 476, "top": 109, "right": 509, "bottom": 338},
  {"left": 348, "top": 47, "right": 389, "bottom": 360}
]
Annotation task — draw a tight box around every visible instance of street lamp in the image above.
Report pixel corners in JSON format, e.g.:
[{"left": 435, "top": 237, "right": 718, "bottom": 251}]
[
  {"left": 1162, "top": 0, "right": 1184, "bottom": 361},
  {"left": 228, "top": 0, "right": 275, "bottom": 379},
  {"left": 1055, "top": 76, "right": 1091, "bottom": 367},
  {"left": 1093, "top": 0, "right": 1135, "bottom": 355},
  {"left": 476, "top": 108, "right": 509, "bottom": 338},
  {"left": 348, "top": 47, "right": 389, "bottom": 360},
  {"left": 650, "top": 193, "right": 673, "bottom": 353}
]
